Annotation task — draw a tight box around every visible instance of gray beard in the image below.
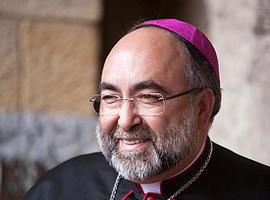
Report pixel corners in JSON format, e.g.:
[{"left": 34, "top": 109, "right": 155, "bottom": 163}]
[{"left": 95, "top": 107, "right": 198, "bottom": 182}]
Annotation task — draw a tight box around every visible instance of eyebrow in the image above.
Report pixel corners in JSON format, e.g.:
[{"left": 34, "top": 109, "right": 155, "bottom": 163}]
[
  {"left": 99, "top": 82, "right": 120, "bottom": 92},
  {"left": 134, "top": 80, "right": 169, "bottom": 94},
  {"left": 99, "top": 79, "right": 169, "bottom": 94}
]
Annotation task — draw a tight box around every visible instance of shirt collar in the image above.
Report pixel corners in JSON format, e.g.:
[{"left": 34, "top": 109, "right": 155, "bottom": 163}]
[{"left": 140, "top": 138, "right": 209, "bottom": 196}]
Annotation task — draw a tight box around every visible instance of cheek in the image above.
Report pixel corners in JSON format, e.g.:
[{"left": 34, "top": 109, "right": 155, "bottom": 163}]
[
  {"left": 99, "top": 116, "right": 119, "bottom": 134},
  {"left": 163, "top": 101, "right": 194, "bottom": 125},
  {"left": 142, "top": 116, "right": 170, "bottom": 133},
  {"left": 151, "top": 109, "right": 189, "bottom": 131}
]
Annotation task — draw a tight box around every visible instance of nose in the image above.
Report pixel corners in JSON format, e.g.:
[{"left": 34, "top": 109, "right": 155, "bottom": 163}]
[{"left": 117, "top": 100, "right": 142, "bottom": 131}]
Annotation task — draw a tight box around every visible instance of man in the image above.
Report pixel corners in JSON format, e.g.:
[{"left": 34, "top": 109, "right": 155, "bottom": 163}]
[{"left": 25, "top": 18, "right": 270, "bottom": 200}]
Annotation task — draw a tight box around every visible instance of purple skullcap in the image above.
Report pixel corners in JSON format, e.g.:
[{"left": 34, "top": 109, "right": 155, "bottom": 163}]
[{"left": 142, "top": 18, "right": 220, "bottom": 83}]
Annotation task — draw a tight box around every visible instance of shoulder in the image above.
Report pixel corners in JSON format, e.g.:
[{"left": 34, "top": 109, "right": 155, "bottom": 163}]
[
  {"left": 44, "top": 152, "right": 114, "bottom": 179},
  {"left": 54, "top": 152, "right": 110, "bottom": 170},
  {"left": 208, "top": 142, "right": 270, "bottom": 199},
  {"left": 212, "top": 142, "right": 270, "bottom": 174},
  {"left": 24, "top": 152, "right": 117, "bottom": 200}
]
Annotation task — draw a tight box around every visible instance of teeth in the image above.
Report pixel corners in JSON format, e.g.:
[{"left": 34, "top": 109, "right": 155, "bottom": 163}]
[{"left": 122, "top": 139, "right": 145, "bottom": 145}]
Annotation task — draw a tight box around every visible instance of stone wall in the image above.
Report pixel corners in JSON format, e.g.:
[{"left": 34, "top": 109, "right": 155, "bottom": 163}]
[
  {"left": 0, "top": 0, "right": 102, "bottom": 199},
  {"left": 0, "top": 0, "right": 102, "bottom": 115},
  {"left": 206, "top": 0, "right": 270, "bottom": 166}
]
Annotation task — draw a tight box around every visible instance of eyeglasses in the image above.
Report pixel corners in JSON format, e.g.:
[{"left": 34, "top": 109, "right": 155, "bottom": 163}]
[{"left": 89, "top": 88, "right": 202, "bottom": 116}]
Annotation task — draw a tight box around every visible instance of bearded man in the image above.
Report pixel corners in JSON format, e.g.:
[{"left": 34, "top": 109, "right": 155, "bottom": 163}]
[{"left": 24, "top": 18, "right": 270, "bottom": 200}]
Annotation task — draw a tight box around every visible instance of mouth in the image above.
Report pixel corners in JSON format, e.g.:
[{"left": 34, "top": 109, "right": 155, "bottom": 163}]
[
  {"left": 118, "top": 138, "right": 151, "bottom": 151},
  {"left": 122, "top": 138, "right": 149, "bottom": 144}
]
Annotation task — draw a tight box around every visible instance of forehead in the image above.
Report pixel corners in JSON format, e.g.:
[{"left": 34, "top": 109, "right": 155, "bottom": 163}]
[{"left": 101, "top": 27, "right": 188, "bottom": 93}]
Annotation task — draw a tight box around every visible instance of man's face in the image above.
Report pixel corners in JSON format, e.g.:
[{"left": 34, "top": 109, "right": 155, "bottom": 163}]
[{"left": 96, "top": 28, "right": 200, "bottom": 182}]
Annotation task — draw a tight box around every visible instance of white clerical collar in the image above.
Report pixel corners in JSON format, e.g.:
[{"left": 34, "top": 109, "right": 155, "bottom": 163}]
[
  {"left": 140, "top": 181, "right": 161, "bottom": 194},
  {"left": 140, "top": 140, "right": 206, "bottom": 194}
]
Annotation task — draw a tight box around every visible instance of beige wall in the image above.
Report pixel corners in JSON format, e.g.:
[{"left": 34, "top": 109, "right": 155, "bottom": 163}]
[
  {"left": 0, "top": 1, "right": 103, "bottom": 198},
  {"left": 206, "top": 0, "right": 270, "bottom": 165},
  {"left": 0, "top": 0, "right": 102, "bottom": 116}
]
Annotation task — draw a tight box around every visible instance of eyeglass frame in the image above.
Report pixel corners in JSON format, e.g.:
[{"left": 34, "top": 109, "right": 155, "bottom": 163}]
[{"left": 89, "top": 87, "right": 203, "bottom": 116}]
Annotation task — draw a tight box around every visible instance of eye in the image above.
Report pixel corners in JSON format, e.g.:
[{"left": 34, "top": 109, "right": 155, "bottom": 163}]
[
  {"left": 138, "top": 93, "right": 163, "bottom": 104},
  {"left": 101, "top": 94, "right": 121, "bottom": 104}
]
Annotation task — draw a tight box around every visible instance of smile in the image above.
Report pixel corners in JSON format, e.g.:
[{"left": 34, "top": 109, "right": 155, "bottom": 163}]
[
  {"left": 122, "top": 139, "right": 148, "bottom": 145},
  {"left": 119, "top": 138, "right": 151, "bottom": 151}
]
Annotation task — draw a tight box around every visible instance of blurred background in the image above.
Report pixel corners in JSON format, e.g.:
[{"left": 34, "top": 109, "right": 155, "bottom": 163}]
[{"left": 0, "top": 0, "right": 270, "bottom": 199}]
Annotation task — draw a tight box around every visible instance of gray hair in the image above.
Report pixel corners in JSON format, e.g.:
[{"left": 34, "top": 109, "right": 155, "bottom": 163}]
[{"left": 182, "top": 41, "right": 221, "bottom": 122}]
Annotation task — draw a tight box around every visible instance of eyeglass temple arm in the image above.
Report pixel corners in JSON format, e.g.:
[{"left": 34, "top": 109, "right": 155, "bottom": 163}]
[{"left": 164, "top": 88, "right": 203, "bottom": 100}]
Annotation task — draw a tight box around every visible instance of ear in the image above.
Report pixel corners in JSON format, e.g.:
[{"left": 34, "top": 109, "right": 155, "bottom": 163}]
[{"left": 197, "top": 88, "right": 215, "bottom": 132}]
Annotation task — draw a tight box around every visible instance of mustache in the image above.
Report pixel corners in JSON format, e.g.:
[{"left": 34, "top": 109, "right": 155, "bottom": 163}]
[{"left": 112, "top": 124, "right": 156, "bottom": 141}]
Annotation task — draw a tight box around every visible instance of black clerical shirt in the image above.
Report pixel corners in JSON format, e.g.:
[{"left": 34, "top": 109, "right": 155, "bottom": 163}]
[{"left": 24, "top": 140, "right": 270, "bottom": 200}]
